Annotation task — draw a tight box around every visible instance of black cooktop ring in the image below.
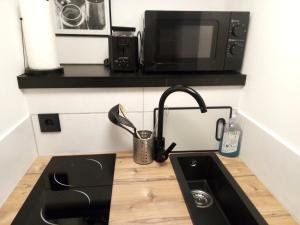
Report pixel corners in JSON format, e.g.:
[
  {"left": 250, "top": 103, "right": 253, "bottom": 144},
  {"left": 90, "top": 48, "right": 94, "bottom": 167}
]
[
  {"left": 40, "top": 208, "right": 58, "bottom": 225},
  {"left": 52, "top": 158, "right": 103, "bottom": 188}
]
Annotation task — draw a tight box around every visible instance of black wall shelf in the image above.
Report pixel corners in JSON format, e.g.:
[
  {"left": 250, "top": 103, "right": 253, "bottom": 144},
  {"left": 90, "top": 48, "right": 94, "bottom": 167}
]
[{"left": 17, "top": 64, "right": 246, "bottom": 89}]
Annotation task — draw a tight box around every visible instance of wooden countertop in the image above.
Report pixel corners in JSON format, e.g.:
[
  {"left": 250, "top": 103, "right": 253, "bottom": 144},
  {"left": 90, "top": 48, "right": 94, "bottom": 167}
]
[{"left": 0, "top": 152, "right": 297, "bottom": 225}]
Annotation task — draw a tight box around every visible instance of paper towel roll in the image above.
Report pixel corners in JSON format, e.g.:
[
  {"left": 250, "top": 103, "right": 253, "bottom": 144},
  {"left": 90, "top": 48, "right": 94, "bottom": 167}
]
[{"left": 19, "top": 0, "right": 60, "bottom": 71}]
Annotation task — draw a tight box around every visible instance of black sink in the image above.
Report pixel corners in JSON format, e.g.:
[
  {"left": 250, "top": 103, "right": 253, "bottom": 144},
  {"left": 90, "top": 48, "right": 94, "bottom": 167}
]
[{"left": 170, "top": 153, "right": 268, "bottom": 225}]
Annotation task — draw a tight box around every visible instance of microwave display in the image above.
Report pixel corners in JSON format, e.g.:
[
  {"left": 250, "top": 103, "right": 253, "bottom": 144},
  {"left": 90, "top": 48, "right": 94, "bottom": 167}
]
[{"left": 143, "top": 11, "right": 249, "bottom": 72}]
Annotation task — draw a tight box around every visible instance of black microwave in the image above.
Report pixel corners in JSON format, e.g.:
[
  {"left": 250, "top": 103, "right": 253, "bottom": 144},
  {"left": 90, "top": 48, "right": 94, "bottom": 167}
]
[{"left": 142, "top": 11, "right": 249, "bottom": 72}]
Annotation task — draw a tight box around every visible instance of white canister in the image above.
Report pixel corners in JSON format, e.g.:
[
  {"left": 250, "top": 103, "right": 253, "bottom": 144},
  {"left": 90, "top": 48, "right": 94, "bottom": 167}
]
[{"left": 19, "top": 0, "right": 61, "bottom": 72}]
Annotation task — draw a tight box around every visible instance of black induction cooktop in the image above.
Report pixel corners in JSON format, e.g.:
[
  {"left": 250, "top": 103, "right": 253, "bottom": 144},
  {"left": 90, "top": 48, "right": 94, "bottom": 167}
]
[{"left": 12, "top": 154, "right": 116, "bottom": 225}]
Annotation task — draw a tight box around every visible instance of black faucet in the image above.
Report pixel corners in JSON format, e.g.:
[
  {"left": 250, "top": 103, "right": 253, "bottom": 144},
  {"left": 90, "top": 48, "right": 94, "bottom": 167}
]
[{"left": 154, "top": 85, "right": 207, "bottom": 162}]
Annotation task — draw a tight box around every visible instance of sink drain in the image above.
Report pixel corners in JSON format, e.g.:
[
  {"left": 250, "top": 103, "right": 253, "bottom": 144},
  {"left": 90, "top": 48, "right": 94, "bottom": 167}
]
[{"left": 191, "top": 190, "right": 214, "bottom": 208}]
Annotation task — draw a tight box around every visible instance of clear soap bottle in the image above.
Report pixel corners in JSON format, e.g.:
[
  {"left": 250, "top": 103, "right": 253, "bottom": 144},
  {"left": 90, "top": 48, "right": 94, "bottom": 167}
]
[{"left": 219, "top": 113, "right": 242, "bottom": 157}]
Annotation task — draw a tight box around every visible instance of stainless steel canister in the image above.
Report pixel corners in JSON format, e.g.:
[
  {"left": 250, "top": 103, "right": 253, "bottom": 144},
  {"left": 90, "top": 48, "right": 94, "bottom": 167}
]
[
  {"left": 133, "top": 130, "right": 154, "bottom": 165},
  {"left": 85, "top": 0, "right": 106, "bottom": 30}
]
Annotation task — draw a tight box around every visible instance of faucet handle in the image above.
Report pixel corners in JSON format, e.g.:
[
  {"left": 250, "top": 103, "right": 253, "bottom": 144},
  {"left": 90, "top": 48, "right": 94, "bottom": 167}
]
[
  {"left": 155, "top": 142, "right": 177, "bottom": 163},
  {"left": 165, "top": 142, "right": 176, "bottom": 155}
]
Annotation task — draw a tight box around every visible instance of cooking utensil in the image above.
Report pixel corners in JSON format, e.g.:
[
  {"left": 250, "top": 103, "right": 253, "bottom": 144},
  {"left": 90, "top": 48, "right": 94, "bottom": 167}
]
[
  {"left": 119, "top": 104, "right": 142, "bottom": 139},
  {"left": 108, "top": 104, "right": 139, "bottom": 137}
]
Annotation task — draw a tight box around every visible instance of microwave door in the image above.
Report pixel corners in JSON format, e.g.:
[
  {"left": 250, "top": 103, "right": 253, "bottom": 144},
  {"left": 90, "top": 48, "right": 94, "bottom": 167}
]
[
  {"left": 156, "top": 21, "right": 223, "bottom": 71},
  {"left": 143, "top": 11, "right": 231, "bottom": 72}
]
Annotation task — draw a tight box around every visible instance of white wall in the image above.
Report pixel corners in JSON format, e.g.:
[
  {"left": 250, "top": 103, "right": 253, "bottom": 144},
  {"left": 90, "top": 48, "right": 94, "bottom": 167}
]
[
  {"left": 111, "top": 0, "right": 231, "bottom": 29},
  {"left": 237, "top": 112, "right": 300, "bottom": 224},
  {"left": 57, "top": 0, "right": 235, "bottom": 63},
  {"left": 229, "top": 0, "right": 300, "bottom": 156},
  {"left": 0, "top": 0, "right": 28, "bottom": 137},
  {"left": 0, "top": 0, "right": 37, "bottom": 206},
  {"left": 226, "top": 0, "right": 300, "bottom": 222},
  {"left": 0, "top": 118, "right": 37, "bottom": 206}
]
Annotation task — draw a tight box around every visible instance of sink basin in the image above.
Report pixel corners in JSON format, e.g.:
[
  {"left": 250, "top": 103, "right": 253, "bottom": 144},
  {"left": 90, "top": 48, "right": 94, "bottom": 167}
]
[{"left": 170, "top": 153, "right": 268, "bottom": 225}]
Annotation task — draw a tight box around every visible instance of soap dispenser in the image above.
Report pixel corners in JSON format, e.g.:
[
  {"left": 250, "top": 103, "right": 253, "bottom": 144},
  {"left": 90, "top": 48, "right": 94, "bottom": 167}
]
[{"left": 219, "top": 111, "right": 242, "bottom": 157}]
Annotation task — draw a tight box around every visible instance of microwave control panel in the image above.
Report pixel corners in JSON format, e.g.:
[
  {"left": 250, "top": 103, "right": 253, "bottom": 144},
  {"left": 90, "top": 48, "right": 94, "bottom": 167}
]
[{"left": 224, "top": 12, "right": 249, "bottom": 71}]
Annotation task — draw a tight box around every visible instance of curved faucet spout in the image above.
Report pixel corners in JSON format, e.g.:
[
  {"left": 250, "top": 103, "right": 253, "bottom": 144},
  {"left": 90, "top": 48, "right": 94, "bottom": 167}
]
[
  {"left": 155, "top": 85, "right": 207, "bottom": 162},
  {"left": 157, "top": 85, "right": 207, "bottom": 139}
]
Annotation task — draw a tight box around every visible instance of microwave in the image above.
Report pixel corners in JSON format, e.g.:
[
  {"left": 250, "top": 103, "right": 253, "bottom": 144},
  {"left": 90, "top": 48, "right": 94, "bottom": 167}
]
[{"left": 142, "top": 11, "right": 249, "bottom": 72}]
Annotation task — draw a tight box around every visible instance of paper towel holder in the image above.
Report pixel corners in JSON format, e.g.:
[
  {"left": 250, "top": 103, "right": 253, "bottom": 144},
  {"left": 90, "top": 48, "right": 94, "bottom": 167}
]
[
  {"left": 19, "top": 17, "right": 64, "bottom": 76},
  {"left": 19, "top": 0, "right": 63, "bottom": 76}
]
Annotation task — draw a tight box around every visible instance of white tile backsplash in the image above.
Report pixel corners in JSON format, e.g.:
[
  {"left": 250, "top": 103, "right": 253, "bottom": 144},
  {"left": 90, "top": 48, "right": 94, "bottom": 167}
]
[
  {"left": 143, "top": 86, "right": 242, "bottom": 112},
  {"left": 0, "top": 117, "right": 37, "bottom": 206},
  {"left": 24, "top": 88, "right": 143, "bottom": 114},
  {"left": 238, "top": 112, "right": 300, "bottom": 223},
  {"left": 24, "top": 86, "right": 242, "bottom": 154},
  {"left": 32, "top": 112, "right": 143, "bottom": 155},
  {"left": 23, "top": 86, "right": 241, "bottom": 115},
  {"left": 143, "top": 112, "right": 154, "bottom": 131}
]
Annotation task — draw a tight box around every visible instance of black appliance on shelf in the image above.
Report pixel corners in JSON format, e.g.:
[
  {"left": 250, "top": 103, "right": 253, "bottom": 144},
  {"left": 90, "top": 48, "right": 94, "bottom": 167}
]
[
  {"left": 142, "top": 10, "right": 249, "bottom": 72},
  {"left": 108, "top": 26, "right": 139, "bottom": 72},
  {"left": 11, "top": 154, "right": 116, "bottom": 225}
]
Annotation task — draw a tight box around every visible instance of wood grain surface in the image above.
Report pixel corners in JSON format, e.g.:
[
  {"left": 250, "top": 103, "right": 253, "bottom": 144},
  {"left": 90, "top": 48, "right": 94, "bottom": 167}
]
[{"left": 0, "top": 152, "right": 297, "bottom": 225}]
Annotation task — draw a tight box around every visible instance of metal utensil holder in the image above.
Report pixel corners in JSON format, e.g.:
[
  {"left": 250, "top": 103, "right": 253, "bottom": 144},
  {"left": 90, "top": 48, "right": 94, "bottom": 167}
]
[{"left": 133, "top": 130, "right": 154, "bottom": 165}]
